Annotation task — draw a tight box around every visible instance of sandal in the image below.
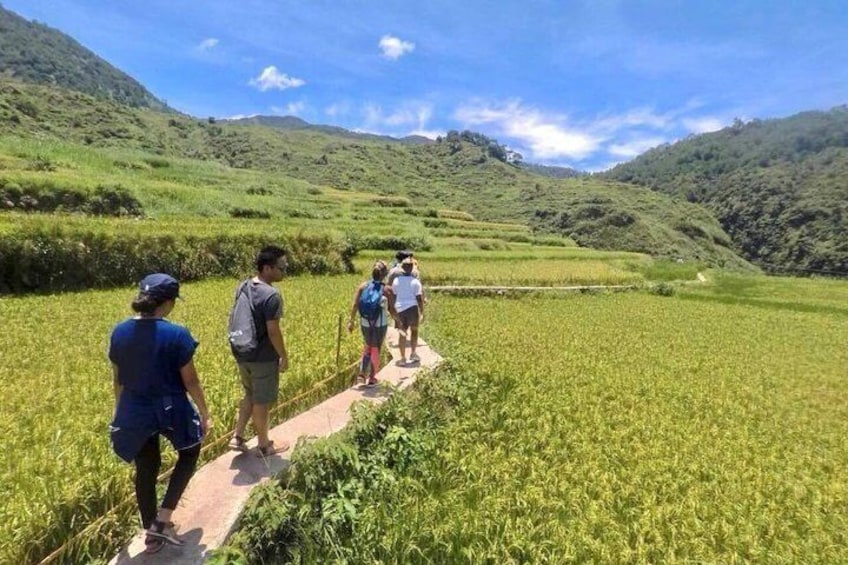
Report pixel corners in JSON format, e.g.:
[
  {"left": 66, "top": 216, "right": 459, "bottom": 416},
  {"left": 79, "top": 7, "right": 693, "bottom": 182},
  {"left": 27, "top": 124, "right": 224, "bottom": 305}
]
[
  {"left": 144, "top": 536, "right": 165, "bottom": 554},
  {"left": 146, "top": 519, "right": 184, "bottom": 546},
  {"left": 228, "top": 435, "right": 248, "bottom": 453},
  {"left": 255, "top": 440, "right": 290, "bottom": 458}
]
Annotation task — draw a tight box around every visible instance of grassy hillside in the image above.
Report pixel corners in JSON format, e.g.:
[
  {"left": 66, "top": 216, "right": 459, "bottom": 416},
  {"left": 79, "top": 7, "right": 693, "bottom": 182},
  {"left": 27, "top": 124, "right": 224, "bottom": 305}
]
[
  {"left": 605, "top": 108, "right": 848, "bottom": 275},
  {"left": 0, "top": 79, "right": 749, "bottom": 267},
  {"left": 0, "top": 5, "right": 168, "bottom": 110},
  {"left": 522, "top": 178, "right": 751, "bottom": 269}
]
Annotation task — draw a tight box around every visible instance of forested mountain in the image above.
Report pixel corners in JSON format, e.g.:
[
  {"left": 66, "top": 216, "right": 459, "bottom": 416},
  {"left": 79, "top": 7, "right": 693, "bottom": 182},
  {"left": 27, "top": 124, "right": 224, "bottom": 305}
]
[
  {"left": 606, "top": 108, "right": 848, "bottom": 275},
  {"left": 0, "top": 79, "right": 749, "bottom": 267},
  {"left": 0, "top": 5, "right": 168, "bottom": 110}
]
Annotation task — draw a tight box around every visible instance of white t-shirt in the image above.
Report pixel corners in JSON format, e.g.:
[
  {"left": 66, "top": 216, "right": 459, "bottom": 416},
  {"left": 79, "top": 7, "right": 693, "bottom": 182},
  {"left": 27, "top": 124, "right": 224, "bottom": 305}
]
[{"left": 392, "top": 275, "right": 422, "bottom": 312}]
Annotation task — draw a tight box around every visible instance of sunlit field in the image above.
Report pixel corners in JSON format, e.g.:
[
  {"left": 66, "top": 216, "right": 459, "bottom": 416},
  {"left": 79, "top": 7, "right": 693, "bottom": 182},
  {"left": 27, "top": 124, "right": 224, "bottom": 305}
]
[
  {"left": 295, "top": 276, "right": 848, "bottom": 563},
  {"left": 0, "top": 274, "right": 366, "bottom": 564}
]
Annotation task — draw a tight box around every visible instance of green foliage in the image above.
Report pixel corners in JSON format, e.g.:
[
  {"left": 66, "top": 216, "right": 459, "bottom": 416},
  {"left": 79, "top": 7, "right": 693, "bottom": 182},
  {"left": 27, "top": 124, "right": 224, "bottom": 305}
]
[
  {"left": 229, "top": 207, "right": 271, "bottom": 219},
  {"left": 524, "top": 180, "right": 754, "bottom": 269},
  {"left": 344, "top": 232, "right": 432, "bottom": 253},
  {"left": 0, "top": 6, "right": 168, "bottom": 110},
  {"left": 0, "top": 224, "right": 352, "bottom": 293},
  {"left": 221, "top": 362, "right": 478, "bottom": 563},
  {"left": 0, "top": 177, "right": 143, "bottom": 215},
  {"left": 369, "top": 195, "right": 412, "bottom": 207},
  {"left": 606, "top": 107, "right": 848, "bottom": 275},
  {"left": 649, "top": 281, "right": 676, "bottom": 296}
]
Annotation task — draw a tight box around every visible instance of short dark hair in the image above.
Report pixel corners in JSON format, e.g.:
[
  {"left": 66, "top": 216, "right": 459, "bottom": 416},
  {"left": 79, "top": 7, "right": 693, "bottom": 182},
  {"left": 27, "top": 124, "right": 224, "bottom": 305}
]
[
  {"left": 256, "top": 245, "right": 287, "bottom": 272},
  {"left": 131, "top": 293, "right": 168, "bottom": 315},
  {"left": 395, "top": 249, "right": 413, "bottom": 261}
]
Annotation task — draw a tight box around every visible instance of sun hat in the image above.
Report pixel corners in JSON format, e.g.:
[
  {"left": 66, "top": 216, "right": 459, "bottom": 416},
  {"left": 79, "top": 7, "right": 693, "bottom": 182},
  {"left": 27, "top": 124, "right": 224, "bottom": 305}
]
[{"left": 138, "top": 273, "right": 181, "bottom": 300}]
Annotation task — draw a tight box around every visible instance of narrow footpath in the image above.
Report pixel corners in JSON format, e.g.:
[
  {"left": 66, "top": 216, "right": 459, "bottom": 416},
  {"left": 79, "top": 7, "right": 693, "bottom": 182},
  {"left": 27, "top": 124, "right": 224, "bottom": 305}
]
[{"left": 110, "top": 327, "right": 442, "bottom": 564}]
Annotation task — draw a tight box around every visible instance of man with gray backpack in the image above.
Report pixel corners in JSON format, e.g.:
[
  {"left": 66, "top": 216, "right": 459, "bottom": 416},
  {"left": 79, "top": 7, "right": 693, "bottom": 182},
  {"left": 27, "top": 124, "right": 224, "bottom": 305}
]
[{"left": 227, "top": 245, "right": 290, "bottom": 457}]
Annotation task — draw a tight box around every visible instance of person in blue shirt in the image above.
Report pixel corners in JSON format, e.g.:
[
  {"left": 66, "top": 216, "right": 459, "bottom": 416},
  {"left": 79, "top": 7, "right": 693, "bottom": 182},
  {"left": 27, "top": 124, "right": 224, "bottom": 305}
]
[{"left": 109, "top": 273, "right": 212, "bottom": 554}]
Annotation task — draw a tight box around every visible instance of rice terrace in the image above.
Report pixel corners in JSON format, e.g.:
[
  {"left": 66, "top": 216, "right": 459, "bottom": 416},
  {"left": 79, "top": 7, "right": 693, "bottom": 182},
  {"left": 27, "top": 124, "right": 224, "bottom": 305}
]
[{"left": 1, "top": 2, "right": 848, "bottom": 564}]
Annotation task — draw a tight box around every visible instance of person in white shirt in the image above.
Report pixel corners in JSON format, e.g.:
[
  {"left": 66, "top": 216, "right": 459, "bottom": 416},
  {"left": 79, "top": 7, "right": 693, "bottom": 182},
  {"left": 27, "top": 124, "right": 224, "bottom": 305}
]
[{"left": 391, "top": 257, "right": 424, "bottom": 365}]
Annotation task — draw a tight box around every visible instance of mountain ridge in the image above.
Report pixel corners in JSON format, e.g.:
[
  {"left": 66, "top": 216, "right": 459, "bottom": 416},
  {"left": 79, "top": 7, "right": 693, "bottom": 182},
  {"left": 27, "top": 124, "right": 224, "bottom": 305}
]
[
  {"left": 605, "top": 107, "right": 848, "bottom": 274},
  {"left": 222, "top": 115, "right": 434, "bottom": 145},
  {"left": 0, "top": 4, "right": 169, "bottom": 111}
]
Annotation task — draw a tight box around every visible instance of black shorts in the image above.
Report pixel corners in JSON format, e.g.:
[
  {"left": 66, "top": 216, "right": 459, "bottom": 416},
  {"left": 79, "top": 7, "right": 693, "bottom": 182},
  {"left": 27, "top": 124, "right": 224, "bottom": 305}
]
[{"left": 396, "top": 306, "right": 420, "bottom": 330}]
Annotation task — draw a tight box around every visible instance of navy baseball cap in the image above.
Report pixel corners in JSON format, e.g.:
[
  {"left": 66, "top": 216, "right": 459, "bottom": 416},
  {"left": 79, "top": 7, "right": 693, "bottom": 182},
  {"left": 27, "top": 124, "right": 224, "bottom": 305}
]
[{"left": 138, "top": 273, "right": 181, "bottom": 300}]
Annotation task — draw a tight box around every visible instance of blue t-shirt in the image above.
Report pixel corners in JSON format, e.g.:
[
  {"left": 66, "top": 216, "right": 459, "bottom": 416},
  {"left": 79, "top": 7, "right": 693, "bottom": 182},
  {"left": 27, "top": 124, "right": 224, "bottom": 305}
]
[{"left": 109, "top": 318, "right": 199, "bottom": 397}]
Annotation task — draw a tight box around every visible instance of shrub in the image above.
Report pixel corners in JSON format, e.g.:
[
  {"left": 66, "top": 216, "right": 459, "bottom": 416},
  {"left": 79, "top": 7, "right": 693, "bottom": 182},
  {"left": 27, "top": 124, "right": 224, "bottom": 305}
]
[
  {"left": 0, "top": 228, "right": 354, "bottom": 293},
  {"left": 371, "top": 196, "right": 412, "bottom": 208},
  {"left": 344, "top": 233, "right": 432, "bottom": 252},
  {"left": 229, "top": 207, "right": 271, "bottom": 219},
  {"left": 423, "top": 218, "right": 448, "bottom": 228},
  {"left": 0, "top": 181, "right": 142, "bottom": 216},
  {"left": 25, "top": 156, "right": 57, "bottom": 172},
  {"left": 649, "top": 282, "right": 677, "bottom": 296},
  {"left": 217, "top": 363, "right": 473, "bottom": 563},
  {"left": 245, "top": 187, "right": 273, "bottom": 195},
  {"left": 143, "top": 157, "right": 170, "bottom": 168}
]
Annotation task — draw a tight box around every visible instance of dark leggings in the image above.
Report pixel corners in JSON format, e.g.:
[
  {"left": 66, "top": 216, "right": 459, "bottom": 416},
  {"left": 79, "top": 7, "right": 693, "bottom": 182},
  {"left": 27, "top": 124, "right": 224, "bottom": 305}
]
[{"left": 134, "top": 434, "right": 201, "bottom": 528}]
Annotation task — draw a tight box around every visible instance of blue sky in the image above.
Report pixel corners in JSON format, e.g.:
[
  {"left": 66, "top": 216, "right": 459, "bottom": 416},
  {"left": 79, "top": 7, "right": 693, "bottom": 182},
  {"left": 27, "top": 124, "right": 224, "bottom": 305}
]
[{"left": 7, "top": 0, "right": 848, "bottom": 170}]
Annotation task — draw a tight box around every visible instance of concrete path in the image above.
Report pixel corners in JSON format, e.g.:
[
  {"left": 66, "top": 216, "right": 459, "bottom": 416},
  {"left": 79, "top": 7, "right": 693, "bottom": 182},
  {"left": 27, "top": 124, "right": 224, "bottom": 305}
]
[{"left": 110, "top": 327, "right": 442, "bottom": 564}]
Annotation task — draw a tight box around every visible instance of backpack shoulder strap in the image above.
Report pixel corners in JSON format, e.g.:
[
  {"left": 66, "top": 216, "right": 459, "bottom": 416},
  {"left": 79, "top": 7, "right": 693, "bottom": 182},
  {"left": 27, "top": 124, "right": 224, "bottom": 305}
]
[{"left": 234, "top": 280, "right": 255, "bottom": 313}]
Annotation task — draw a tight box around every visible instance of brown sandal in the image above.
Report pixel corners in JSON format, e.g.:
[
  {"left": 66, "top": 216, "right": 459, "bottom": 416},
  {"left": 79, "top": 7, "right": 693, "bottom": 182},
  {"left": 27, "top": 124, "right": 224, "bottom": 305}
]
[{"left": 255, "top": 440, "right": 290, "bottom": 457}]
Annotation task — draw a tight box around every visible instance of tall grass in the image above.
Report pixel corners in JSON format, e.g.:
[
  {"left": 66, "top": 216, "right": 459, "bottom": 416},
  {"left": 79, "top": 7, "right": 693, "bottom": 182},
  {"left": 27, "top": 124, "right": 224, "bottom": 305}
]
[{"left": 0, "top": 274, "right": 367, "bottom": 563}]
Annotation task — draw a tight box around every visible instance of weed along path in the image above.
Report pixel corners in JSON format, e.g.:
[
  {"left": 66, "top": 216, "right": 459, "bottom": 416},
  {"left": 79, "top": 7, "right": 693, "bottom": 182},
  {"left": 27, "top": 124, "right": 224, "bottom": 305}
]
[{"left": 109, "top": 327, "right": 442, "bottom": 564}]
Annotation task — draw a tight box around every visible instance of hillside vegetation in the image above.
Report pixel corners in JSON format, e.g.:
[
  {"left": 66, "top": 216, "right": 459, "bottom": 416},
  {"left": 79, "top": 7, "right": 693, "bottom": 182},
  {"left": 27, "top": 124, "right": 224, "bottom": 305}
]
[
  {"left": 0, "top": 79, "right": 747, "bottom": 268},
  {"left": 0, "top": 6, "right": 168, "bottom": 111},
  {"left": 606, "top": 109, "right": 848, "bottom": 275}
]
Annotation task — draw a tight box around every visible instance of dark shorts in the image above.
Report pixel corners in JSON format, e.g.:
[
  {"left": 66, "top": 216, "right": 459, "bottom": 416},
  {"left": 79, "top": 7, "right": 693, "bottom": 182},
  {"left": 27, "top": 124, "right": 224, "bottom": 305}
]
[
  {"left": 396, "top": 306, "right": 420, "bottom": 331},
  {"left": 110, "top": 393, "right": 202, "bottom": 463},
  {"left": 238, "top": 361, "right": 280, "bottom": 405},
  {"left": 360, "top": 324, "right": 388, "bottom": 347}
]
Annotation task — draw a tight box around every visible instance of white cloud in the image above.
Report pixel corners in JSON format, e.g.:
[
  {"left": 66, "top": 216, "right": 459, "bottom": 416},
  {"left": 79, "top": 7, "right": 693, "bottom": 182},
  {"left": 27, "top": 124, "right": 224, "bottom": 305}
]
[
  {"left": 197, "top": 38, "right": 219, "bottom": 51},
  {"left": 325, "top": 102, "right": 351, "bottom": 118},
  {"left": 249, "top": 66, "right": 306, "bottom": 92},
  {"left": 379, "top": 35, "right": 415, "bottom": 60},
  {"left": 682, "top": 117, "right": 726, "bottom": 134},
  {"left": 271, "top": 102, "right": 306, "bottom": 116},
  {"left": 455, "top": 100, "right": 602, "bottom": 160},
  {"left": 608, "top": 136, "right": 667, "bottom": 158},
  {"left": 593, "top": 108, "right": 672, "bottom": 133},
  {"left": 362, "top": 102, "right": 433, "bottom": 130},
  {"left": 219, "top": 113, "right": 259, "bottom": 120}
]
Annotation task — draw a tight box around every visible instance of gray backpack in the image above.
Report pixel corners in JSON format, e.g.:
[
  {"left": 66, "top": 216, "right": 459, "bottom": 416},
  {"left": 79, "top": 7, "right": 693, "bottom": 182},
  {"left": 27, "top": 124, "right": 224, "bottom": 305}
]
[{"left": 228, "top": 280, "right": 257, "bottom": 355}]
